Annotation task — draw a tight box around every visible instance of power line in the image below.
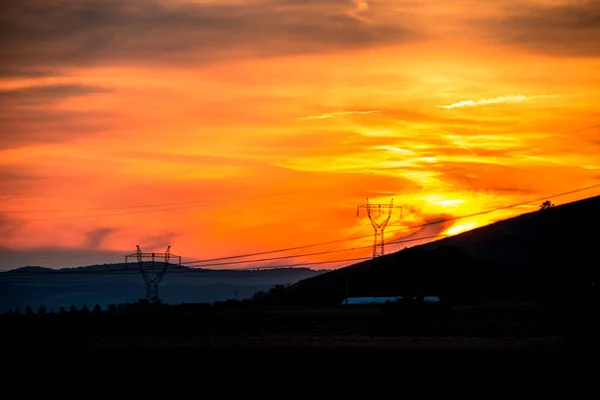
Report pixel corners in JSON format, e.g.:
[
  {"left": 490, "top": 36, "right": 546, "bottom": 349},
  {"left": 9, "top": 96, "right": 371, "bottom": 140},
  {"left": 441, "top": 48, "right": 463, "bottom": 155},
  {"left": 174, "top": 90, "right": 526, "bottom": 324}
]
[
  {"left": 7, "top": 181, "right": 584, "bottom": 274},
  {"left": 0, "top": 234, "right": 443, "bottom": 276},
  {"left": 0, "top": 178, "right": 589, "bottom": 280},
  {"left": 180, "top": 234, "right": 448, "bottom": 269},
  {"left": 227, "top": 256, "right": 372, "bottom": 269},
  {"left": 5, "top": 181, "right": 597, "bottom": 277},
  {"left": 0, "top": 182, "right": 596, "bottom": 278},
  {"left": 181, "top": 183, "right": 600, "bottom": 265},
  {"left": 252, "top": 222, "right": 373, "bottom": 270}
]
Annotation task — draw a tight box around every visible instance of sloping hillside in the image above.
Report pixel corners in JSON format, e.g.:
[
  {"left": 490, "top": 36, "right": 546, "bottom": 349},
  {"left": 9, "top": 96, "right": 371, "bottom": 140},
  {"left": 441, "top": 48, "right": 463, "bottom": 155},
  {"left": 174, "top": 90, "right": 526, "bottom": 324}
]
[{"left": 275, "top": 195, "right": 600, "bottom": 307}]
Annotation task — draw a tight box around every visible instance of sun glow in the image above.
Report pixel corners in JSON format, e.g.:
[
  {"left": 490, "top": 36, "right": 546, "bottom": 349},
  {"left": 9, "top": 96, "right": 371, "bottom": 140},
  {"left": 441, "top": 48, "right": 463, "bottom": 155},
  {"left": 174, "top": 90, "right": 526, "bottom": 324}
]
[{"left": 443, "top": 222, "right": 478, "bottom": 236}]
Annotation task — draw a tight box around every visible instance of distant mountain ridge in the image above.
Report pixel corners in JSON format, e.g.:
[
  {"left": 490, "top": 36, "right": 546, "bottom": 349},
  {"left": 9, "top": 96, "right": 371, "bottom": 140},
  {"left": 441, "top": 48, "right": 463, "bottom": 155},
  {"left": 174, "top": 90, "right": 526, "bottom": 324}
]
[
  {"left": 6, "top": 262, "right": 322, "bottom": 275},
  {"left": 6, "top": 266, "right": 55, "bottom": 273},
  {"left": 0, "top": 263, "right": 326, "bottom": 313}
]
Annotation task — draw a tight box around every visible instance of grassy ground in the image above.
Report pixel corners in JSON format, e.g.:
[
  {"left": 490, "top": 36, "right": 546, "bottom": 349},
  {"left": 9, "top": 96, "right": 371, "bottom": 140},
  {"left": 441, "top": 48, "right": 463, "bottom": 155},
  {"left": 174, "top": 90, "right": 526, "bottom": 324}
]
[
  {"left": 2, "top": 302, "right": 586, "bottom": 347},
  {"left": 88, "top": 334, "right": 566, "bottom": 350},
  {"left": 5, "top": 303, "right": 596, "bottom": 377}
]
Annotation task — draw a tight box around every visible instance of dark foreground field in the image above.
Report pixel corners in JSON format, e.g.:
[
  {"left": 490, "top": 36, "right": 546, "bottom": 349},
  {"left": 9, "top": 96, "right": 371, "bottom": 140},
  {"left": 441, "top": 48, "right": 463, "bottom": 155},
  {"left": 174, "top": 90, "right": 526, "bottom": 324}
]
[
  {"left": 3, "top": 301, "right": 598, "bottom": 357},
  {"left": 5, "top": 307, "right": 600, "bottom": 385}
]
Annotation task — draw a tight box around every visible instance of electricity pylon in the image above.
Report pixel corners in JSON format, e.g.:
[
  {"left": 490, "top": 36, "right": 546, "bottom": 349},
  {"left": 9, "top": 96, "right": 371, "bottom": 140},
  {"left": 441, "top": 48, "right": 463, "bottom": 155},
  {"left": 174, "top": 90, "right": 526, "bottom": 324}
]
[
  {"left": 125, "top": 245, "right": 182, "bottom": 302},
  {"left": 357, "top": 198, "right": 403, "bottom": 258}
]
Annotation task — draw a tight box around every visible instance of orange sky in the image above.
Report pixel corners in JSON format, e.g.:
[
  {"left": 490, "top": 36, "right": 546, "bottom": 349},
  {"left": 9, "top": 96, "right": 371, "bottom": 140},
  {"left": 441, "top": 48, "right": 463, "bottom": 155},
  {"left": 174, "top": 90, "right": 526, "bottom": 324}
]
[{"left": 1, "top": 0, "right": 599, "bottom": 270}]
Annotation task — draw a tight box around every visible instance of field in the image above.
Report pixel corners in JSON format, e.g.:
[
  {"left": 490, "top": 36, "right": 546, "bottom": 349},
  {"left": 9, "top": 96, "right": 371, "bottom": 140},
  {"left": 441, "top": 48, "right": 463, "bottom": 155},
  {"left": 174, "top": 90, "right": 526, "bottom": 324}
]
[
  {"left": 2, "top": 302, "right": 593, "bottom": 353},
  {"left": 6, "top": 303, "right": 597, "bottom": 379}
]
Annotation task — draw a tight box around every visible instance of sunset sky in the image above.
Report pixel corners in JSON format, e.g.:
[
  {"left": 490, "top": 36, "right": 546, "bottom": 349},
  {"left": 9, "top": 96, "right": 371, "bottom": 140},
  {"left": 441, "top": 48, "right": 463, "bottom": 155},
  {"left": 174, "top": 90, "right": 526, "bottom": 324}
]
[{"left": 1, "top": 0, "right": 599, "bottom": 270}]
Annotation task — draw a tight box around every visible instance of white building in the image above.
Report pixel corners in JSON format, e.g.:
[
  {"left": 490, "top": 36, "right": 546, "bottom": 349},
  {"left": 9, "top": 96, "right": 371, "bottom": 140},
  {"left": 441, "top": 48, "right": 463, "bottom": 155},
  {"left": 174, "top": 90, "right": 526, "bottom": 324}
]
[{"left": 342, "top": 296, "right": 440, "bottom": 305}]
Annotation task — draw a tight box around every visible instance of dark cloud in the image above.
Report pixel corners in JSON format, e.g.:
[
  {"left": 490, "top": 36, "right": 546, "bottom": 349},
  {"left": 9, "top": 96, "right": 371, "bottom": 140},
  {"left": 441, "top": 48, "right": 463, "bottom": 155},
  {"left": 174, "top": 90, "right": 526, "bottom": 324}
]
[
  {"left": 0, "top": 212, "right": 26, "bottom": 241},
  {"left": 0, "top": 168, "right": 44, "bottom": 205},
  {"left": 478, "top": 0, "right": 600, "bottom": 56},
  {"left": 0, "top": 67, "right": 62, "bottom": 78},
  {"left": 139, "top": 232, "right": 183, "bottom": 253},
  {"left": 83, "top": 227, "right": 120, "bottom": 249},
  {"left": 0, "top": 84, "right": 111, "bottom": 108},
  {"left": 0, "top": 109, "right": 114, "bottom": 149},
  {"left": 0, "top": 166, "right": 45, "bottom": 184},
  {"left": 389, "top": 213, "right": 454, "bottom": 249},
  {"left": 0, "top": 193, "right": 32, "bottom": 202},
  {"left": 0, "top": 246, "right": 126, "bottom": 270},
  {"left": 0, "top": 84, "right": 114, "bottom": 149},
  {"left": 0, "top": 165, "right": 93, "bottom": 200},
  {"left": 0, "top": 0, "right": 415, "bottom": 77}
]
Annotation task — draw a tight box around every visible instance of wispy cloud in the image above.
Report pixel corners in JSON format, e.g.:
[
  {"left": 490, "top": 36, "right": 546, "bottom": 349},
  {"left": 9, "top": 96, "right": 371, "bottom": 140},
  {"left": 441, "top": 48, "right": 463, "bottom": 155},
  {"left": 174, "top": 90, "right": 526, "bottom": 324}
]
[
  {"left": 298, "top": 110, "right": 380, "bottom": 120},
  {"left": 0, "top": 0, "right": 414, "bottom": 77},
  {"left": 348, "top": 0, "right": 371, "bottom": 22},
  {"left": 439, "top": 95, "right": 528, "bottom": 109},
  {"left": 83, "top": 227, "right": 120, "bottom": 249},
  {"left": 353, "top": 0, "right": 369, "bottom": 12},
  {"left": 473, "top": 0, "right": 600, "bottom": 57}
]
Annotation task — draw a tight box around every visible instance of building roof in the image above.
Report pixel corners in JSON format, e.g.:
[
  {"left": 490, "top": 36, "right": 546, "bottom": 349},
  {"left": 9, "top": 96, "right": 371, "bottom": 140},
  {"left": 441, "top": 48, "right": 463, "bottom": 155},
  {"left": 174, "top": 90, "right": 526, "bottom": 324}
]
[{"left": 342, "top": 296, "right": 440, "bottom": 305}]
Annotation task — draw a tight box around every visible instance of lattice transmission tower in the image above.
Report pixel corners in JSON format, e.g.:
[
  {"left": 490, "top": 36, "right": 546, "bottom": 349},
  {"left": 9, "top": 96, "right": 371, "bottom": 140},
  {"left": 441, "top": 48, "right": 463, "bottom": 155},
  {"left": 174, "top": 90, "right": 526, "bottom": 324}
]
[
  {"left": 357, "top": 198, "right": 403, "bottom": 258},
  {"left": 125, "top": 245, "right": 181, "bottom": 302}
]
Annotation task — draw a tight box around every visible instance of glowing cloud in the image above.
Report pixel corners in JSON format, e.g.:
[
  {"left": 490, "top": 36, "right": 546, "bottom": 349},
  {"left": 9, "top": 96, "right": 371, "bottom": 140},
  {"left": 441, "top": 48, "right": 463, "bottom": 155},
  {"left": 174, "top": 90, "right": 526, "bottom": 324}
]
[
  {"left": 374, "top": 146, "right": 415, "bottom": 155},
  {"left": 443, "top": 222, "right": 478, "bottom": 236},
  {"left": 347, "top": 0, "right": 370, "bottom": 22},
  {"left": 298, "top": 111, "right": 380, "bottom": 120},
  {"left": 439, "top": 95, "right": 528, "bottom": 109},
  {"left": 354, "top": 0, "right": 369, "bottom": 12}
]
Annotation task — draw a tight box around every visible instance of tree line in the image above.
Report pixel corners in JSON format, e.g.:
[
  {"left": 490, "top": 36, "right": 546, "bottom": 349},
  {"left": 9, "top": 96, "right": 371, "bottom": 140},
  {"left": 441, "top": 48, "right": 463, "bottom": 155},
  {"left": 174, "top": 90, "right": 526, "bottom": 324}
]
[{"left": 2, "top": 285, "right": 289, "bottom": 317}]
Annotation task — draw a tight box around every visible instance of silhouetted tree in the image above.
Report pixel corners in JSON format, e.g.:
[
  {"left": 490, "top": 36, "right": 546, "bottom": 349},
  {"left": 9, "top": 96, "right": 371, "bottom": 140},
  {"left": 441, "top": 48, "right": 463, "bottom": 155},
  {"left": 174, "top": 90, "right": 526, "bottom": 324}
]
[
  {"left": 69, "top": 305, "right": 78, "bottom": 314},
  {"left": 38, "top": 305, "right": 47, "bottom": 315},
  {"left": 25, "top": 305, "right": 34, "bottom": 315},
  {"left": 81, "top": 304, "right": 90, "bottom": 314},
  {"left": 5, "top": 309, "right": 13, "bottom": 316},
  {"left": 14, "top": 307, "right": 21, "bottom": 315},
  {"left": 251, "top": 290, "right": 267, "bottom": 301},
  {"left": 93, "top": 304, "right": 102, "bottom": 314},
  {"left": 540, "top": 200, "right": 555, "bottom": 210},
  {"left": 59, "top": 306, "right": 66, "bottom": 315}
]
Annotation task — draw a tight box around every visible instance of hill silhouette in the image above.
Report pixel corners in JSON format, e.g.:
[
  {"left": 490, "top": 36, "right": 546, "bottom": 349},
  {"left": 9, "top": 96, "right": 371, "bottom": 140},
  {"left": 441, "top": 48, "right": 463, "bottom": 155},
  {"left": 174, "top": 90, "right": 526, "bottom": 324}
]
[{"left": 271, "top": 195, "right": 600, "bottom": 307}]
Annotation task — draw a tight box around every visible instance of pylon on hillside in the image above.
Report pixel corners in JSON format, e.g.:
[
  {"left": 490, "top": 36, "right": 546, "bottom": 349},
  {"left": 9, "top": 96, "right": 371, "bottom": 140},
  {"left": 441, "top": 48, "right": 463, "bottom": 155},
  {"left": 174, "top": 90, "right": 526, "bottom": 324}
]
[
  {"left": 125, "top": 245, "right": 181, "bottom": 302},
  {"left": 357, "top": 198, "right": 403, "bottom": 257}
]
